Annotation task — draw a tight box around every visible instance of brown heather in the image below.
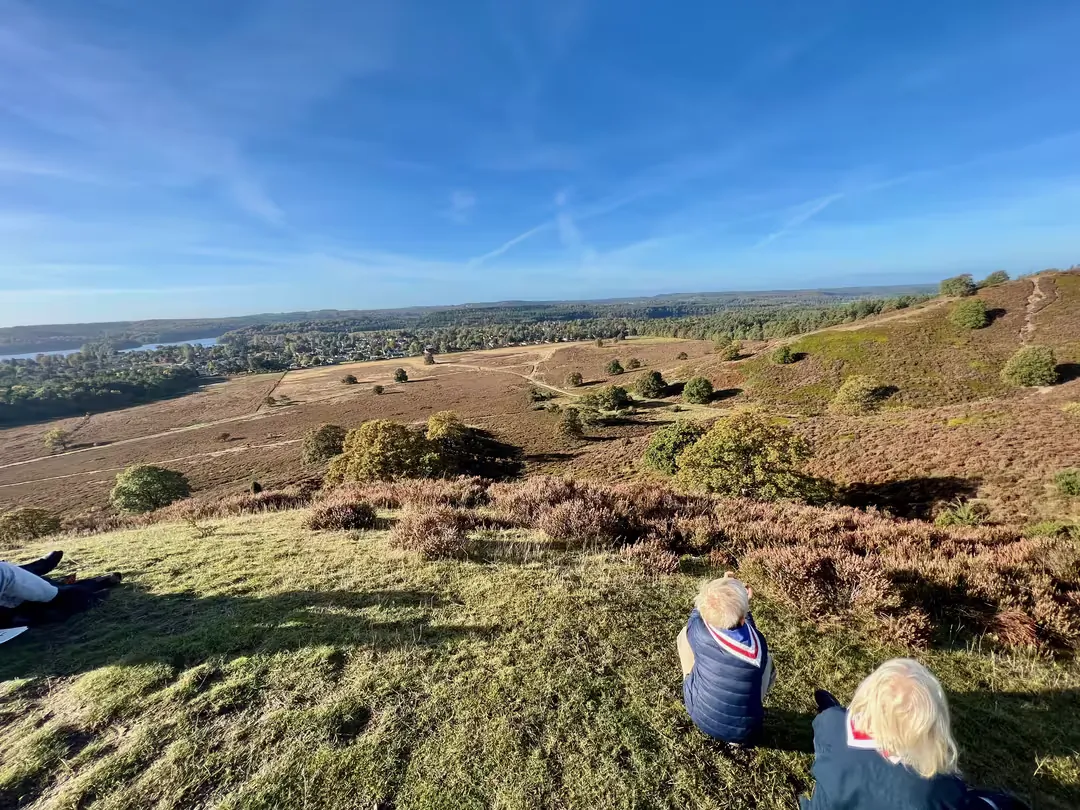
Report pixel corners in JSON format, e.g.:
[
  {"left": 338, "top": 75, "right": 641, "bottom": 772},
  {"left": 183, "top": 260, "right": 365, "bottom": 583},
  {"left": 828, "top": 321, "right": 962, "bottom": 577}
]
[
  {"left": 388, "top": 506, "right": 475, "bottom": 560},
  {"left": 321, "top": 476, "right": 488, "bottom": 510}
]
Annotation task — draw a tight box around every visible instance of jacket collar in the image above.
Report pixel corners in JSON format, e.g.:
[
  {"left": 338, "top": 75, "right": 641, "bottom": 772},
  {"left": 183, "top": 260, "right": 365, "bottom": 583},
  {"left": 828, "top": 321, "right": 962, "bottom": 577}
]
[
  {"left": 704, "top": 620, "right": 763, "bottom": 667},
  {"left": 847, "top": 712, "right": 902, "bottom": 764}
]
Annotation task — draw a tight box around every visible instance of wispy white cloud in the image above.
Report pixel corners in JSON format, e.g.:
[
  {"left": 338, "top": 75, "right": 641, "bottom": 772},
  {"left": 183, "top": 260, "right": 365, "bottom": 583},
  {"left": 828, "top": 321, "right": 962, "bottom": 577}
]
[
  {"left": 467, "top": 221, "right": 552, "bottom": 266},
  {"left": 756, "top": 193, "right": 844, "bottom": 247},
  {"left": 445, "top": 189, "right": 477, "bottom": 223}
]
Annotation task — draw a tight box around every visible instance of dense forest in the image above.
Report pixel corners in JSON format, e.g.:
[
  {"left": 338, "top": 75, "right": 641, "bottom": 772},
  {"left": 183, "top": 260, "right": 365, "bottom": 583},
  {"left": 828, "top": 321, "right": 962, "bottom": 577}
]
[
  {"left": 0, "top": 293, "right": 928, "bottom": 425},
  {"left": 0, "top": 285, "right": 931, "bottom": 354}
]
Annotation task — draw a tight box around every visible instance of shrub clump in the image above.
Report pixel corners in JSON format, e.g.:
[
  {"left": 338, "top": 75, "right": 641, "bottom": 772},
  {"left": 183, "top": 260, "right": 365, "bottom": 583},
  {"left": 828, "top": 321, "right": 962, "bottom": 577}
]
[
  {"left": 772, "top": 345, "right": 796, "bottom": 364},
  {"left": 642, "top": 421, "right": 705, "bottom": 476},
  {"left": 829, "top": 375, "right": 884, "bottom": 415},
  {"left": 978, "top": 270, "right": 1009, "bottom": 288},
  {"left": 555, "top": 407, "right": 584, "bottom": 439},
  {"left": 305, "top": 500, "right": 377, "bottom": 531},
  {"left": 676, "top": 351, "right": 688, "bottom": 360},
  {"left": 0, "top": 507, "right": 61, "bottom": 545},
  {"left": 325, "top": 420, "right": 436, "bottom": 485},
  {"left": 634, "top": 370, "right": 668, "bottom": 398},
  {"left": 389, "top": 507, "right": 474, "bottom": 559},
  {"left": 676, "top": 411, "right": 812, "bottom": 501},
  {"left": 393, "top": 368, "right": 408, "bottom": 383},
  {"left": 372, "top": 384, "right": 384, "bottom": 395},
  {"left": 565, "top": 371, "right": 583, "bottom": 387},
  {"left": 324, "top": 477, "right": 487, "bottom": 510},
  {"left": 341, "top": 374, "right": 358, "bottom": 385},
  {"left": 716, "top": 341, "right": 742, "bottom": 361},
  {"left": 302, "top": 424, "right": 347, "bottom": 465},
  {"left": 110, "top": 465, "right": 191, "bottom": 513},
  {"left": 949, "top": 299, "right": 989, "bottom": 329},
  {"left": 1001, "top": 346, "right": 1057, "bottom": 387},
  {"left": 625, "top": 358, "right": 642, "bottom": 370},
  {"left": 1055, "top": 470, "right": 1080, "bottom": 497},
  {"left": 536, "top": 499, "right": 623, "bottom": 548},
  {"left": 682, "top": 376, "right": 714, "bottom": 404},
  {"left": 580, "top": 385, "right": 631, "bottom": 412},
  {"left": 940, "top": 274, "right": 977, "bottom": 297},
  {"left": 934, "top": 499, "right": 991, "bottom": 527},
  {"left": 622, "top": 539, "right": 680, "bottom": 576},
  {"left": 606, "top": 359, "right": 624, "bottom": 375}
]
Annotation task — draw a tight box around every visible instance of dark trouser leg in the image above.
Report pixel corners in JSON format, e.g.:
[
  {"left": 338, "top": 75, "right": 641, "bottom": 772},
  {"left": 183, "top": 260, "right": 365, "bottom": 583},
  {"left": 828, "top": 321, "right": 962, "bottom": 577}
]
[
  {"left": 814, "top": 689, "right": 842, "bottom": 713},
  {"left": 19, "top": 551, "right": 64, "bottom": 577}
]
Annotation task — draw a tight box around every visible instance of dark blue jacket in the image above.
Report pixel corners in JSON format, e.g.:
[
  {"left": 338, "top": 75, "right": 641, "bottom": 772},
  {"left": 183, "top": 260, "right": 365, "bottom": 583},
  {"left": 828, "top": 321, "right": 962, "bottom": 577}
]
[
  {"left": 682, "top": 608, "right": 773, "bottom": 743},
  {"left": 800, "top": 706, "right": 969, "bottom": 810}
]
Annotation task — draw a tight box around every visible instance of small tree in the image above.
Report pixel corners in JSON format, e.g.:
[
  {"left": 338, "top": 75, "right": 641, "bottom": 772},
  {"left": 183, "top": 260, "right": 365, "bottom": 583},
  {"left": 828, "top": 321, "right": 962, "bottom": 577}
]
[
  {"left": 949, "top": 299, "right": 989, "bottom": 329},
  {"left": 676, "top": 411, "right": 812, "bottom": 500},
  {"left": 1001, "top": 346, "right": 1057, "bottom": 387},
  {"left": 772, "top": 345, "right": 796, "bottom": 364},
  {"left": 341, "top": 374, "right": 358, "bottom": 385},
  {"left": 830, "top": 375, "right": 884, "bottom": 415},
  {"left": 940, "top": 274, "right": 977, "bottom": 297},
  {"left": 555, "top": 408, "right": 584, "bottom": 439},
  {"left": 372, "top": 384, "right": 385, "bottom": 395},
  {"left": 595, "top": 338, "right": 604, "bottom": 348},
  {"left": 676, "top": 351, "right": 688, "bottom": 360},
  {"left": 42, "top": 427, "right": 70, "bottom": 453},
  {"left": 393, "top": 368, "right": 409, "bottom": 383},
  {"left": 423, "top": 351, "right": 436, "bottom": 365},
  {"left": 302, "top": 424, "right": 347, "bottom": 464},
  {"left": 0, "top": 507, "right": 61, "bottom": 544},
  {"left": 324, "top": 420, "right": 436, "bottom": 484},
  {"left": 717, "top": 341, "right": 742, "bottom": 361},
  {"left": 625, "top": 358, "right": 642, "bottom": 370},
  {"left": 565, "top": 371, "right": 584, "bottom": 387},
  {"left": 606, "top": 359, "right": 624, "bottom": 375},
  {"left": 634, "top": 370, "right": 668, "bottom": 398},
  {"left": 642, "top": 422, "right": 705, "bottom": 475},
  {"left": 682, "top": 376, "right": 714, "bottom": 404},
  {"left": 581, "top": 385, "right": 631, "bottom": 412},
  {"left": 978, "top": 270, "right": 1009, "bottom": 288},
  {"left": 110, "top": 465, "right": 191, "bottom": 513}
]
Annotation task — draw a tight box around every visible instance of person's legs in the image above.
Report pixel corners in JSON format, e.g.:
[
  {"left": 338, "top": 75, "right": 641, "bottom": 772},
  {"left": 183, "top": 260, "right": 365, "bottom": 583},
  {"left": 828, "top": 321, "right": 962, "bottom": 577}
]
[
  {"left": 0, "top": 561, "right": 59, "bottom": 608},
  {"left": 677, "top": 626, "right": 695, "bottom": 677},
  {"left": 19, "top": 551, "right": 63, "bottom": 577},
  {"left": 814, "top": 689, "right": 842, "bottom": 713}
]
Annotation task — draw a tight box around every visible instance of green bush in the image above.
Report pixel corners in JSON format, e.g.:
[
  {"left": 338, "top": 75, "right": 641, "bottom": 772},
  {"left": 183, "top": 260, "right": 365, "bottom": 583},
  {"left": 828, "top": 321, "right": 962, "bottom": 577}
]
[
  {"left": 606, "top": 359, "right": 624, "bottom": 375},
  {"left": 302, "top": 424, "right": 347, "bottom": 464},
  {"left": 324, "top": 421, "right": 437, "bottom": 485},
  {"left": 1001, "top": 346, "right": 1057, "bottom": 387},
  {"left": 676, "top": 411, "right": 812, "bottom": 500},
  {"left": 940, "top": 274, "right": 977, "bottom": 297},
  {"left": 949, "top": 299, "right": 989, "bottom": 329},
  {"left": 642, "top": 422, "right": 705, "bottom": 476},
  {"left": 978, "top": 270, "right": 1009, "bottom": 288},
  {"left": 934, "top": 499, "right": 990, "bottom": 527},
  {"left": 426, "top": 411, "right": 465, "bottom": 442},
  {"left": 565, "top": 371, "right": 583, "bottom": 387},
  {"left": 625, "top": 358, "right": 642, "bottom": 370},
  {"left": 372, "top": 384, "right": 384, "bottom": 395},
  {"left": 634, "top": 370, "right": 668, "bottom": 398},
  {"left": 682, "top": 376, "right": 714, "bottom": 404},
  {"left": 42, "top": 427, "right": 70, "bottom": 453},
  {"left": 829, "top": 375, "right": 884, "bottom": 415},
  {"left": 423, "top": 352, "right": 436, "bottom": 365},
  {"left": 676, "top": 351, "right": 688, "bottom": 360},
  {"left": 0, "top": 507, "right": 61, "bottom": 544},
  {"left": 555, "top": 408, "right": 584, "bottom": 439},
  {"left": 580, "top": 385, "right": 631, "bottom": 412},
  {"left": 772, "top": 346, "right": 796, "bottom": 364},
  {"left": 110, "top": 465, "right": 191, "bottom": 513},
  {"left": 393, "top": 368, "right": 408, "bottom": 383},
  {"left": 717, "top": 341, "right": 742, "bottom": 361},
  {"left": 341, "top": 374, "right": 358, "bottom": 385},
  {"left": 1055, "top": 470, "right": 1080, "bottom": 497}
]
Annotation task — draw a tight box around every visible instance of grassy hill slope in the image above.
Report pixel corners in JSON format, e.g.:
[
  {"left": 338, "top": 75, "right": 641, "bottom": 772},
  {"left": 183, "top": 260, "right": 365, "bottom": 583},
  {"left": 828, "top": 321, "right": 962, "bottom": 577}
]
[{"left": 2, "top": 508, "right": 1078, "bottom": 810}]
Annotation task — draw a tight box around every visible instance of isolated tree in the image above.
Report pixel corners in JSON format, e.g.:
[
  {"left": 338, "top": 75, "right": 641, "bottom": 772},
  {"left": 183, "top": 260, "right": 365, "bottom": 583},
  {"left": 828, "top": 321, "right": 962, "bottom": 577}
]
[
  {"left": 978, "top": 270, "right": 1010, "bottom": 288},
  {"left": 423, "top": 351, "right": 436, "bottom": 365},
  {"left": 372, "top": 384, "right": 385, "bottom": 395},
  {"left": 580, "top": 385, "right": 631, "bottom": 412},
  {"left": 682, "top": 376, "right": 714, "bottom": 404},
  {"left": 302, "top": 423, "right": 347, "bottom": 464},
  {"left": 341, "top": 373, "right": 358, "bottom": 385},
  {"left": 642, "top": 421, "right": 705, "bottom": 476},
  {"left": 772, "top": 345, "right": 796, "bottom": 364},
  {"left": 830, "top": 375, "right": 884, "bottom": 415},
  {"left": 940, "top": 274, "right": 977, "bottom": 297},
  {"left": 676, "top": 411, "right": 812, "bottom": 500},
  {"left": 625, "top": 358, "right": 642, "bottom": 370},
  {"left": 1001, "top": 346, "right": 1058, "bottom": 387},
  {"left": 717, "top": 341, "right": 742, "bottom": 361},
  {"left": 634, "top": 370, "right": 668, "bottom": 398},
  {"left": 426, "top": 410, "right": 465, "bottom": 442},
  {"left": 42, "top": 426, "right": 70, "bottom": 453},
  {"left": 565, "top": 371, "right": 584, "bottom": 387},
  {"left": 595, "top": 338, "right": 604, "bottom": 348},
  {"left": 0, "top": 508, "right": 61, "bottom": 544},
  {"left": 555, "top": 407, "right": 584, "bottom": 439},
  {"left": 606, "top": 359, "right": 624, "bottom": 375},
  {"left": 949, "top": 299, "right": 989, "bottom": 329},
  {"left": 324, "top": 420, "right": 436, "bottom": 484},
  {"left": 676, "top": 351, "right": 689, "bottom": 360},
  {"left": 393, "top": 368, "right": 408, "bottom": 383},
  {"left": 110, "top": 465, "right": 190, "bottom": 513}
]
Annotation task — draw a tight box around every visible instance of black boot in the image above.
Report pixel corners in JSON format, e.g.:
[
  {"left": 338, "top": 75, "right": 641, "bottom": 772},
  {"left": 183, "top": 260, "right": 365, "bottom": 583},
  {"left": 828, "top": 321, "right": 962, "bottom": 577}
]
[
  {"left": 814, "top": 689, "right": 842, "bottom": 713},
  {"left": 20, "top": 550, "right": 63, "bottom": 577}
]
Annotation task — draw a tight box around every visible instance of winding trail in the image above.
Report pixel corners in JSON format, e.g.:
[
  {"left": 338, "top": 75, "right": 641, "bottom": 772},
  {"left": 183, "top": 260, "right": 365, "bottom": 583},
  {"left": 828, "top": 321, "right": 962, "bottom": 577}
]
[{"left": 1020, "top": 276, "right": 1047, "bottom": 344}]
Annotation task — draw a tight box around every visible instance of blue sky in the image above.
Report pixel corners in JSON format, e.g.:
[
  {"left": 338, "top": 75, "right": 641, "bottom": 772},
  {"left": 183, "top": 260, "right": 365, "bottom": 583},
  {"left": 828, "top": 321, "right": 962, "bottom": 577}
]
[{"left": 1, "top": 0, "right": 1079, "bottom": 325}]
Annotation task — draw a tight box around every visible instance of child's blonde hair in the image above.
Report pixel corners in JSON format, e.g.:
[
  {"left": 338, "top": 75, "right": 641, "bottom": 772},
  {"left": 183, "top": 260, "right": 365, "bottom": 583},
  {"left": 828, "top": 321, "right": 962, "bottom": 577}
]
[{"left": 694, "top": 577, "right": 749, "bottom": 629}]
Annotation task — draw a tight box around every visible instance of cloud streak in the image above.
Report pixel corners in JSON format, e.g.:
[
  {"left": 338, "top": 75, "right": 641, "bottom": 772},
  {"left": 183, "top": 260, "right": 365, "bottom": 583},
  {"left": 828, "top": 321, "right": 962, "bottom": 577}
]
[{"left": 755, "top": 193, "right": 844, "bottom": 247}]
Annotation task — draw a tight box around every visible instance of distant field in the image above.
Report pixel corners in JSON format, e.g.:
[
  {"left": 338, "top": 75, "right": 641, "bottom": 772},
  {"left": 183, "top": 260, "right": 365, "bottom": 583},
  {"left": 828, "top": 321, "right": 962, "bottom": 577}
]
[{"left": 1, "top": 510, "right": 1077, "bottom": 809}]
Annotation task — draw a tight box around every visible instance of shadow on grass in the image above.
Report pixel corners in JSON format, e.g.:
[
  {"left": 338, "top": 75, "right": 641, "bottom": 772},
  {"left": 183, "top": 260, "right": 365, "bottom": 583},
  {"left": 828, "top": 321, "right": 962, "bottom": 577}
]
[
  {"left": 1056, "top": 362, "right": 1080, "bottom": 384},
  {"left": 710, "top": 388, "right": 742, "bottom": 402},
  {"left": 986, "top": 307, "right": 1008, "bottom": 324},
  {"left": 0, "top": 586, "right": 489, "bottom": 680},
  {"left": 524, "top": 451, "right": 578, "bottom": 462},
  {"left": 842, "top": 475, "right": 979, "bottom": 520},
  {"left": 759, "top": 708, "right": 815, "bottom": 754},
  {"left": 446, "top": 427, "right": 524, "bottom": 480}
]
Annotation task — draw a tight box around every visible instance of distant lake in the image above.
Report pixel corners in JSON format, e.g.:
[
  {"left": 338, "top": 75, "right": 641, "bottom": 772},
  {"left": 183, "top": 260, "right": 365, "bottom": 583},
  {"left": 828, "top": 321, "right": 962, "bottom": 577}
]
[{"left": 0, "top": 337, "right": 219, "bottom": 362}]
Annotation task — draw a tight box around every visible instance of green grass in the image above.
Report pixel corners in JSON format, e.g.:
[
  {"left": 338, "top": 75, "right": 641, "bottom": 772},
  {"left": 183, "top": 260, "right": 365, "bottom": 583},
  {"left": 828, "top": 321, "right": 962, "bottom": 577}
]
[{"left": 2, "top": 511, "right": 1079, "bottom": 809}]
